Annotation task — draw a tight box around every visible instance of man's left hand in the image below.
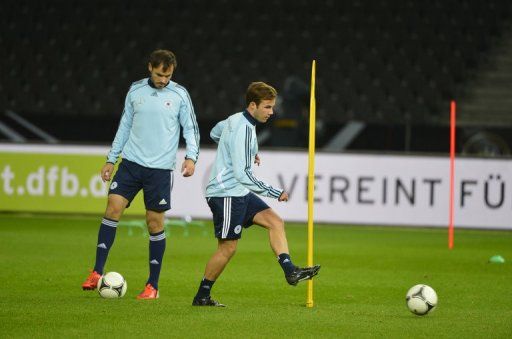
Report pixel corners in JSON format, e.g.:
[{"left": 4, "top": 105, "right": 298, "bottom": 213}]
[{"left": 181, "top": 159, "right": 196, "bottom": 177}]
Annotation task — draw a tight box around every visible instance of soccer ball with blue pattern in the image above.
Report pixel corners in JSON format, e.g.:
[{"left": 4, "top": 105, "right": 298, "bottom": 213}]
[
  {"left": 406, "top": 284, "right": 437, "bottom": 315},
  {"left": 97, "top": 272, "right": 127, "bottom": 298}
]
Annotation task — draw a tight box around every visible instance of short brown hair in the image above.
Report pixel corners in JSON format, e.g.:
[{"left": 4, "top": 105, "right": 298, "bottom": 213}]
[
  {"left": 149, "top": 49, "right": 177, "bottom": 71},
  {"left": 245, "top": 82, "right": 277, "bottom": 106}
]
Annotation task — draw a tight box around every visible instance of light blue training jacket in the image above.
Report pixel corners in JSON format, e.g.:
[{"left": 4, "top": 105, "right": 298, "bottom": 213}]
[
  {"left": 107, "top": 78, "right": 199, "bottom": 169},
  {"left": 205, "top": 110, "right": 282, "bottom": 199}
]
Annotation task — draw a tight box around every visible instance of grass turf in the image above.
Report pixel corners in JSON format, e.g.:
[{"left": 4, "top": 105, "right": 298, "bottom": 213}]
[{"left": 0, "top": 214, "right": 511, "bottom": 338}]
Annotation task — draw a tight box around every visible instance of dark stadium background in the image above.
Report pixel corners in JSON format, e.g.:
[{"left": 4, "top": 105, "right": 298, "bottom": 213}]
[{"left": 1, "top": 0, "right": 511, "bottom": 156}]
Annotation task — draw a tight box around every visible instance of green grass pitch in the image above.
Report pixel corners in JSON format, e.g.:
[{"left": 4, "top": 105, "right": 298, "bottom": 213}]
[{"left": 0, "top": 214, "right": 511, "bottom": 338}]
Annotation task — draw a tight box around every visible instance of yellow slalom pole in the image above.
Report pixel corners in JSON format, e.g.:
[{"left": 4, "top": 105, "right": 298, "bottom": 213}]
[{"left": 306, "top": 60, "right": 316, "bottom": 308}]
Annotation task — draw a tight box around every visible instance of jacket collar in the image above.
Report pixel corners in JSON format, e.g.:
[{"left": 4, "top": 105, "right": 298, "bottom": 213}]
[{"left": 243, "top": 110, "right": 257, "bottom": 126}]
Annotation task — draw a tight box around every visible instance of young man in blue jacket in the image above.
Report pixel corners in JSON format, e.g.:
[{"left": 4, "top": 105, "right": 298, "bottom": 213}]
[{"left": 192, "top": 82, "right": 320, "bottom": 307}]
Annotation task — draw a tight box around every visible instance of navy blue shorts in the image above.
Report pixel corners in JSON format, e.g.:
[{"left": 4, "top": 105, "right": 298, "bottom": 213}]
[
  {"left": 108, "top": 159, "right": 173, "bottom": 211},
  {"left": 206, "top": 192, "right": 270, "bottom": 240}
]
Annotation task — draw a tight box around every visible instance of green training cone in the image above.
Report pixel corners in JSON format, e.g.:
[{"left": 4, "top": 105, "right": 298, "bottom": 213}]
[{"left": 488, "top": 255, "right": 505, "bottom": 264}]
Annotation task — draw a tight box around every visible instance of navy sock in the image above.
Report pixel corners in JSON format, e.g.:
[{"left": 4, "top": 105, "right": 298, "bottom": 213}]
[
  {"left": 195, "top": 277, "right": 215, "bottom": 299},
  {"left": 277, "top": 253, "right": 296, "bottom": 276},
  {"left": 93, "top": 217, "right": 118, "bottom": 274},
  {"left": 147, "top": 230, "right": 166, "bottom": 290}
]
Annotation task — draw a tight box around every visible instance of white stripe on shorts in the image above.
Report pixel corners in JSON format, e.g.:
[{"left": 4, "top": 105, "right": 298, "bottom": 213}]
[
  {"left": 170, "top": 170, "right": 174, "bottom": 191},
  {"left": 222, "top": 197, "right": 231, "bottom": 239}
]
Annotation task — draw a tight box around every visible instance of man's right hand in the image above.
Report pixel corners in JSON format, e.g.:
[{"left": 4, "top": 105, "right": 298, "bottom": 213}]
[
  {"left": 278, "top": 191, "right": 289, "bottom": 202},
  {"left": 101, "top": 163, "right": 115, "bottom": 182}
]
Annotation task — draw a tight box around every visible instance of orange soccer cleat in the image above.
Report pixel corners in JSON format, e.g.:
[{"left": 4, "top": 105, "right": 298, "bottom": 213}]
[
  {"left": 82, "top": 270, "right": 102, "bottom": 290},
  {"left": 137, "top": 283, "right": 159, "bottom": 300}
]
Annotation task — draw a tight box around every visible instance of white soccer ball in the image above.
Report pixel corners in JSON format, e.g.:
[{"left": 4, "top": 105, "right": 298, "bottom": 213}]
[
  {"left": 97, "top": 272, "right": 127, "bottom": 298},
  {"left": 406, "top": 284, "right": 437, "bottom": 315}
]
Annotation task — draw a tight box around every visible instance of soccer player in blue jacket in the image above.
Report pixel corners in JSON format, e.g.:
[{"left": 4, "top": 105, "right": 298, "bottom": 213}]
[
  {"left": 192, "top": 82, "right": 320, "bottom": 306},
  {"left": 82, "top": 49, "right": 200, "bottom": 299}
]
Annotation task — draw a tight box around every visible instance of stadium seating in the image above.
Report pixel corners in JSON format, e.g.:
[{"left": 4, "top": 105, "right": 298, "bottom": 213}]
[{"left": 1, "top": 0, "right": 511, "bottom": 143}]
